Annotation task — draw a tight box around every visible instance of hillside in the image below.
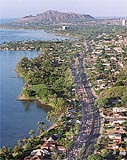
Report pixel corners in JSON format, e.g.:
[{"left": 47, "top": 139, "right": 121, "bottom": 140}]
[{"left": 15, "top": 10, "right": 95, "bottom": 24}]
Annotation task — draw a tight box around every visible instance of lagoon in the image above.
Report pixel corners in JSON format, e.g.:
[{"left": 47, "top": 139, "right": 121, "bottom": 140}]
[
  {"left": 0, "top": 28, "right": 68, "bottom": 44},
  {"left": 0, "top": 50, "right": 50, "bottom": 148},
  {"left": 0, "top": 28, "right": 67, "bottom": 148}
]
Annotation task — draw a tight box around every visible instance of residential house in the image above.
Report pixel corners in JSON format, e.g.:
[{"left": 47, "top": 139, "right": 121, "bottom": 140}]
[
  {"left": 112, "top": 144, "right": 119, "bottom": 150},
  {"left": 107, "top": 129, "right": 125, "bottom": 134},
  {"left": 113, "top": 107, "right": 127, "bottom": 113},
  {"left": 57, "top": 145, "right": 66, "bottom": 153},
  {"left": 119, "top": 147, "right": 126, "bottom": 156},
  {"left": 108, "top": 133, "right": 122, "bottom": 143}
]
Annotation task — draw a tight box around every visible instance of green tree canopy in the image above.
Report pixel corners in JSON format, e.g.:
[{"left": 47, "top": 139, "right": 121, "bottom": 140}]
[{"left": 88, "top": 153, "right": 103, "bottom": 160}]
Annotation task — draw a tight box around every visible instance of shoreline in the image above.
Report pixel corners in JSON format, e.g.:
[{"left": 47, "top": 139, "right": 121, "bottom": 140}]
[
  {"left": 16, "top": 50, "right": 65, "bottom": 134},
  {"left": 18, "top": 93, "right": 64, "bottom": 135},
  {"left": 0, "top": 26, "right": 48, "bottom": 32},
  {"left": 0, "top": 26, "right": 76, "bottom": 44},
  {"left": 18, "top": 93, "right": 52, "bottom": 111}
]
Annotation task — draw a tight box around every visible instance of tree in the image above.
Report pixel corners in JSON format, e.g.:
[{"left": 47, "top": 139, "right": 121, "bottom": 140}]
[
  {"left": 117, "top": 155, "right": 124, "bottom": 160},
  {"left": 18, "top": 57, "right": 32, "bottom": 76},
  {"left": 37, "top": 121, "right": 47, "bottom": 135},
  {"left": 0, "top": 146, "right": 13, "bottom": 159},
  {"left": 121, "top": 94, "right": 127, "bottom": 106},
  {"left": 22, "top": 136, "right": 28, "bottom": 145},
  {"left": 96, "top": 98, "right": 108, "bottom": 108},
  {"left": 94, "top": 144, "right": 100, "bottom": 151},
  {"left": 13, "top": 142, "right": 24, "bottom": 158},
  {"left": 122, "top": 120, "right": 127, "bottom": 128},
  {"left": 29, "top": 129, "right": 35, "bottom": 138},
  {"left": 101, "top": 149, "right": 109, "bottom": 158},
  {"left": 88, "top": 154, "right": 103, "bottom": 160}
]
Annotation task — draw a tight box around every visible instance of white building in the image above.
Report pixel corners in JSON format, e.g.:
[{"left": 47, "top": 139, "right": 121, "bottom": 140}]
[
  {"left": 122, "top": 19, "right": 127, "bottom": 26},
  {"left": 62, "top": 26, "right": 70, "bottom": 31},
  {"left": 113, "top": 107, "right": 127, "bottom": 113}
]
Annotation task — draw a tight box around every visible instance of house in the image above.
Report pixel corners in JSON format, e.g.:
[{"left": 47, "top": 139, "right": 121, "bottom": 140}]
[
  {"left": 47, "top": 137, "right": 55, "bottom": 143},
  {"left": 108, "top": 133, "right": 122, "bottom": 143},
  {"left": 107, "top": 129, "right": 125, "bottom": 134},
  {"left": 113, "top": 107, "right": 127, "bottom": 113},
  {"left": 112, "top": 144, "right": 119, "bottom": 150},
  {"left": 24, "top": 149, "right": 51, "bottom": 160},
  {"left": 109, "top": 118, "right": 126, "bottom": 125},
  {"left": 68, "top": 119, "right": 81, "bottom": 125},
  {"left": 108, "top": 133, "right": 117, "bottom": 139},
  {"left": 62, "top": 26, "right": 70, "bottom": 31},
  {"left": 57, "top": 145, "right": 66, "bottom": 153},
  {"left": 31, "top": 149, "right": 50, "bottom": 157},
  {"left": 41, "top": 138, "right": 55, "bottom": 150},
  {"left": 41, "top": 141, "right": 51, "bottom": 150},
  {"left": 113, "top": 119, "right": 126, "bottom": 125},
  {"left": 124, "top": 138, "right": 127, "bottom": 143},
  {"left": 76, "top": 120, "right": 82, "bottom": 124},
  {"left": 115, "top": 124, "right": 125, "bottom": 130},
  {"left": 115, "top": 134, "right": 122, "bottom": 143},
  {"left": 114, "top": 47, "right": 124, "bottom": 53},
  {"left": 119, "top": 147, "right": 126, "bottom": 156}
]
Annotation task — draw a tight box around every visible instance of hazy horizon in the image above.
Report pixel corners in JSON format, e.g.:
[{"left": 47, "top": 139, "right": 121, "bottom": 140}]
[
  {"left": 1, "top": 0, "right": 127, "bottom": 18},
  {"left": 0, "top": 0, "right": 127, "bottom": 18}
]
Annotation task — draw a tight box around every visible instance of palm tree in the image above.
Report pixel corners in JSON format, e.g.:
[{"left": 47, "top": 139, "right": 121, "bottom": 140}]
[
  {"left": 37, "top": 121, "right": 47, "bottom": 135},
  {"left": 29, "top": 129, "right": 35, "bottom": 138},
  {"left": 22, "top": 136, "right": 28, "bottom": 145}
]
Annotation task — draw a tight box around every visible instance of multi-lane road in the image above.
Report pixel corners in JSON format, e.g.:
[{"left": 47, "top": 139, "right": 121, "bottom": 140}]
[{"left": 66, "top": 50, "right": 102, "bottom": 160}]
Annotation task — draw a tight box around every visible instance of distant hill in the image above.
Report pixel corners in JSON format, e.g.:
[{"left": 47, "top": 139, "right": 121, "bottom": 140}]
[{"left": 15, "top": 10, "right": 95, "bottom": 24}]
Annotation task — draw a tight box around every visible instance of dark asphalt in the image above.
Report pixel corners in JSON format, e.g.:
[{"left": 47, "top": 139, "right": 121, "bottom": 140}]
[{"left": 66, "top": 51, "right": 101, "bottom": 160}]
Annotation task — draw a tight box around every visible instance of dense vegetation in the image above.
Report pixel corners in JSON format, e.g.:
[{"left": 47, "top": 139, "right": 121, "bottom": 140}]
[
  {"left": 0, "top": 40, "right": 84, "bottom": 159},
  {"left": 17, "top": 41, "right": 83, "bottom": 119},
  {"left": 0, "top": 22, "right": 127, "bottom": 159}
]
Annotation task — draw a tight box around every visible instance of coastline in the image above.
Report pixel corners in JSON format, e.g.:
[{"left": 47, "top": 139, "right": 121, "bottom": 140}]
[
  {"left": 17, "top": 39, "right": 103, "bottom": 155},
  {"left": 18, "top": 93, "right": 65, "bottom": 133},
  {"left": 15, "top": 42, "right": 69, "bottom": 134},
  {"left": 18, "top": 94, "right": 36, "bottom": 101},
  {"left": 0, "top": 26, "right": 76, "bottom": 42},
  {"left": 0, "top": 27, "right": 79, "bottom": 159},
  {"left": 0, "top": 26, "right": 46, "bottom": 32},
  {"left": 18, "top": 93, "right": 52, "bottom": 110},
  {"left": 16, "top": 62, "right": 45, "bottom": 107},
  {"left": 16, "top": 64, "right": 52, "bottom": 110}
]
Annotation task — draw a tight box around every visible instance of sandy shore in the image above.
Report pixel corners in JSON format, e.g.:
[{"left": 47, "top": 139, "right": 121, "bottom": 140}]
[{"left": 18, "top": 94, "right": 36, "bottom": 101}]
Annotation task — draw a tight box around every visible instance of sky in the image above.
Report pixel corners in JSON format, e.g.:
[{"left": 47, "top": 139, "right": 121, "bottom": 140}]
[{"left": 0, "top": 0, "right": 127, "bottom": 18}]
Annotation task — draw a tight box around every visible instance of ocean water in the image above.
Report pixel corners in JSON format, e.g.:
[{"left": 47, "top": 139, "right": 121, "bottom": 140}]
[
  {"left": 0, "top": 26, "right": 67, "bottom": 148},
  {"left": 0, "top": 50, "right": 50, "bottom": 148},
  {"left": 0, "top": 28, "right": 68, "bottom": 44},
  {"left": 0, "top": 18, "right": 17, "bottom": 24}
]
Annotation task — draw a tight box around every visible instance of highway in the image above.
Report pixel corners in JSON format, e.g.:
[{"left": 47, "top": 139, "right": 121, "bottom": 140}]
[{"left": 66, "top": 50, "right": 101, "bottom": 160}]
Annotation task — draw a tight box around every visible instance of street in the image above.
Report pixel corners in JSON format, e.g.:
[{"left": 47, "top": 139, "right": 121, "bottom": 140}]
[{"left": 66, "top": 51, "right": 101, "bottom": 160}]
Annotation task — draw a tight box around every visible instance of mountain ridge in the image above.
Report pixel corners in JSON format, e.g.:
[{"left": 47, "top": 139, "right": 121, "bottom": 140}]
[{"left": 16, "top": 10, "right": 95, "bottom": 24}]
